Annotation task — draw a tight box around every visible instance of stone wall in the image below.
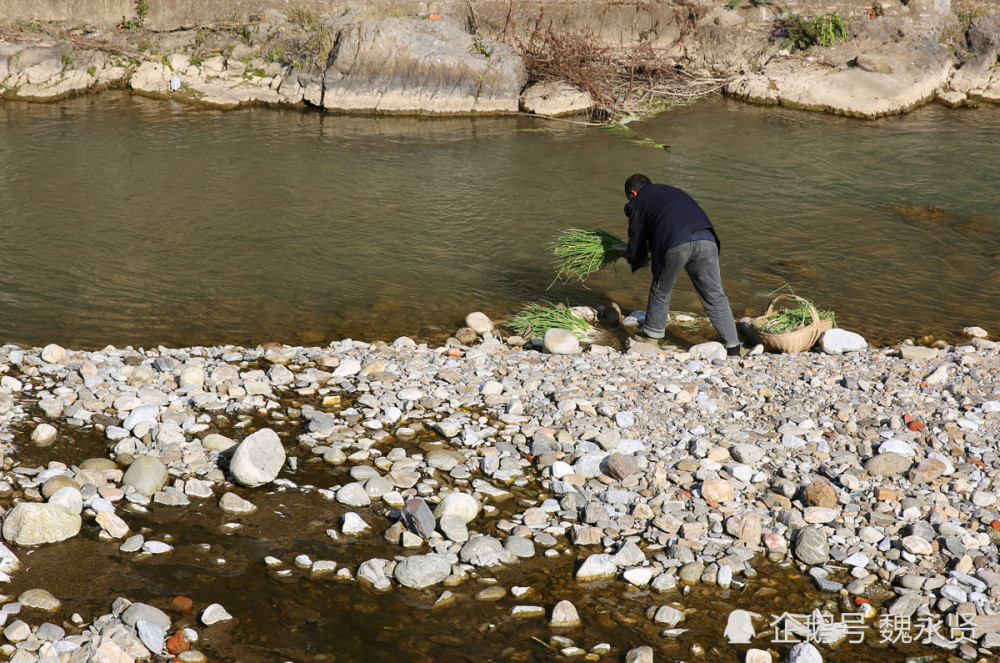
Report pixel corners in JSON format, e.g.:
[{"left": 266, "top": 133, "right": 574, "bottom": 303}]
[{"left": 2, "top": 0, "right": 993, "bottom": 35}]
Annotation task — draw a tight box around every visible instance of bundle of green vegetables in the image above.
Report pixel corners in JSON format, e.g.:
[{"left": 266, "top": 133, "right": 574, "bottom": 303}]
[
  {"left": 549, "top": 229, "right": 628, "bottom": 286},
  {"left": 506, "top": 303, "right": 593, "bottom": 339},
  {"left": 753, "top": 300, "right": 836, "bottom": 334}
]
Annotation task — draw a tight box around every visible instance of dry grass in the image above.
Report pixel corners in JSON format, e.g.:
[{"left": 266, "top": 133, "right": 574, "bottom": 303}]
[{"left": 512, "top": 29, "right": 736, "bottom": 119}]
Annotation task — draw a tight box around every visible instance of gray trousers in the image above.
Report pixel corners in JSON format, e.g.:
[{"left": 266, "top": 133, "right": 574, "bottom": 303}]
[{"left": 641, "top": 240, "right": 740, "bottom": 347}]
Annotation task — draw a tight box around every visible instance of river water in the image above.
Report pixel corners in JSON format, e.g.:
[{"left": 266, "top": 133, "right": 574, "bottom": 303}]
[{"left": 0, "top": 93, "right": 998, "bottom": 349}]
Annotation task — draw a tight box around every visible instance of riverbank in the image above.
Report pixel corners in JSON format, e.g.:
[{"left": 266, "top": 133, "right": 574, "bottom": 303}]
[
  {"left": 1, "top": 0, "right": 998, "bottom": 119},
  {"left": 0, "top": 319, "right": 998, "bottom": 662}
]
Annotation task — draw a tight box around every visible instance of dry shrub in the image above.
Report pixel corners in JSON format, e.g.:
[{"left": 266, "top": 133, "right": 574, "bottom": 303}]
[{"left": 512, "top": 29, "right": 736, "bottom": 119}]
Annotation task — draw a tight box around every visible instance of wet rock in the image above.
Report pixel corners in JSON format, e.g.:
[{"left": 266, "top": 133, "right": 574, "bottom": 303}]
[
  {"left": 31, "top": 423, "right": 58, "bottom": 444},
  {"left": 19, "top": 588, "right": 60, "bottom": 611},
  {"left": 229, "top": 428, "right": 285, "bottom": 487},
  {"left": 402, "top": 497, "right": 436, "bottom": 537},
  {"left": 543, "top": 328, "right": 581, "bottom": 355},
  {"left": 550, "top": 599, "right": 581, "bottom": 628},
  {"left": 794, "top": 527, "right": 830, "bottom": 565},
  {"left": 465, "top": 312, "right": 494, "bottom": 335},
  {"left": 504, "top": 535, "right": 535, "bottom": 558},
  {"left": 433, "top": 492, "right": 480, "bottom": 524},
  {"left": 137, "top": 619, "right": 166, "bottom": 655},
  {"left": 358, "top": 558, "right": 392, "bottom": 590},
  {"left": 48, "top": 486, "right": 83, "bottom": 513},
  {"left": 678, "top": 562, "right": 705, "bottom": 584},
  {"left": 613, "top": 541, "right": 646, "bottom": 567},
  {"left": 3, "top": 619, "right": 30, "bottom": 642},
  {"left": 202, "top": 434, "right": 237, "bottom": 451},
  {"left": 576, "top": 553, "right": 617, "bottom": 582},
  {"left": 340, "top": 512, "right": 370, "bottom": 535},
  {"left": 394, "top": 553, "right": 452, "bottom": 588},
  {"left": 219, "top": 492, "right": 256, "bottom": 514},
  {"left": 96, "top": 511, "right": 130, "bottom": 538},
  {"left": 460, "top": 535, "right": 515, "bottom": 567},
  {"left": 652, "top": 605, "right": 684, "bottom": 626},
  {"left": 200, "top": 603, "right": 233, "bottom": 626},
  {"left": 123, "top": 602, "right": 172, "bottom": 631},
  {"left": 625, "top": 646, "right": 653, "bottom": 663},
  {"left": 439, "top": 516, "right": 469, "bottom": 542},
  {"left": 336, "top": 482, "right": 371, "bottom": 508},
  {"left": 122, "top": 455, "right": 168, "bottom": 497},
  {"left": 2, "top": 503, "right": 82, "bottom": 545}
]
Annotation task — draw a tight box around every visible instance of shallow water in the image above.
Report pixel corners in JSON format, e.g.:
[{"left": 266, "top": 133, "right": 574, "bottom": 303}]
[{"left": 0, "top": 93, "right": 997, "bottom": 349}]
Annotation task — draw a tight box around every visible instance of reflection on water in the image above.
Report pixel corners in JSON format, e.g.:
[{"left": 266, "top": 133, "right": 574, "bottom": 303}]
[{"left": 0, "top": 93, "right": 998, "bottom": 349}]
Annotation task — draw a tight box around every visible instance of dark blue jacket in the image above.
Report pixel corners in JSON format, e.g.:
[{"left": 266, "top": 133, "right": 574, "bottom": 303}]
[{"left": 625, "top": 183, "right": 719, "bottom": 282}]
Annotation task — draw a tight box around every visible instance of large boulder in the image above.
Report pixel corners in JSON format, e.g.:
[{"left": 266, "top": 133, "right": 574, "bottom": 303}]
[
  {"left": 321, "top": 17, "right": 526, "bottom": 114},
  {"left": 122, "top": 456, "right": 168, "bottom": 497},
  {"left": 520, "top": 80, "right": 594, "bottom": 117},
  {"left": 727, "top": 38, "right": 952, "bottom": 118},
  {"left": 230, "top": 428, "right": 286, "bottom": 487},
  {"left": 2, "top": 503, "right": 81, "bottom": 546},
  {"left": 393, "top": 554, "right": 452, "bottom": 588}
]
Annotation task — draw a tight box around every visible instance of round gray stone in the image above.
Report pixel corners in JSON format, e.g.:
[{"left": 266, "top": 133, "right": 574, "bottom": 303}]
[
  {"left": 794, "top": 527, "right": 831, "bottom": 565},
  {"left": 229, "top": 428, "right": 285, "bottom": 487},
  {"left": 122, "top": 455, "right": 168, "bottom": 497},
  {"left": 2, "top": 503, "right": 82, "bottom": 546},
  {"left": 394, "top": 554, "right": 452, "bottom": 589}
]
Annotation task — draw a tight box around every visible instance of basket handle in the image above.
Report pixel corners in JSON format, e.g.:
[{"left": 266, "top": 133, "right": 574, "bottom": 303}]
[{"left": 764, "top": 294, "right": 820, "bottom": 326}]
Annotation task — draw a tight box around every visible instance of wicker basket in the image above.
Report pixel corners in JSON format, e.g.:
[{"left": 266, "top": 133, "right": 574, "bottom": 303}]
[{"left": 752, "top": 294, "right": 823, "bottom": 353}]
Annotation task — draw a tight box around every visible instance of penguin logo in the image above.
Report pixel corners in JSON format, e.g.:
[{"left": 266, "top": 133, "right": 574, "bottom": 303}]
[{"left": 723, "top": 609, "right": 759, "bottom": 644}]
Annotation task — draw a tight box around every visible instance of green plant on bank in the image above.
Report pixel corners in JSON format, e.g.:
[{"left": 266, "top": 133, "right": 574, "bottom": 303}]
[
  {"left": 726, "top": 0, "right": 766, "bottom": 8},
  {"left": 18, "top": 20, "right": 45, "bottom": 32},
  {"left": 243, "top": 66, "right": 266, "bottom": 79},
  {"left": 87, "top": 65, "right": 97, "bottom": 76},
  {"left": 506, "top": 303, "right": 593, "bottom": 340},
  {"left": 549, "top": 229, "right": 628, "bottom": 286},
  {"left": 264, "top": 47, "right": 285, "bottom": 63},
  {"left": 120, "top": 0, "right": 150, "bottom": 30},
  {"left": 471, "top": 35, "right": 494, "bottom": 59},
  {"left": 780, "top": 12, "right": 848, "bottom": 50},
  {"left": 61, "top": 53, "right": 74, "bottom": 67},
  {"left": 470, "top": 36, "right": 495, "bottom": 100},
  {"left": 190, "top": 54, "right": 204, "bottom": 66}
]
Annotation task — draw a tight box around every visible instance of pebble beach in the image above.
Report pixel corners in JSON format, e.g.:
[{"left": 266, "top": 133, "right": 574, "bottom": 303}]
[{"left": 0, "top": 314, "right": 998, "bottom": 663}]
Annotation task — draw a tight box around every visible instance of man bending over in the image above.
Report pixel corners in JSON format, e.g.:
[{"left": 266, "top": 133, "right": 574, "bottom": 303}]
[{"left": 624, "top": 173, "right": 741, "bottom": 356}]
